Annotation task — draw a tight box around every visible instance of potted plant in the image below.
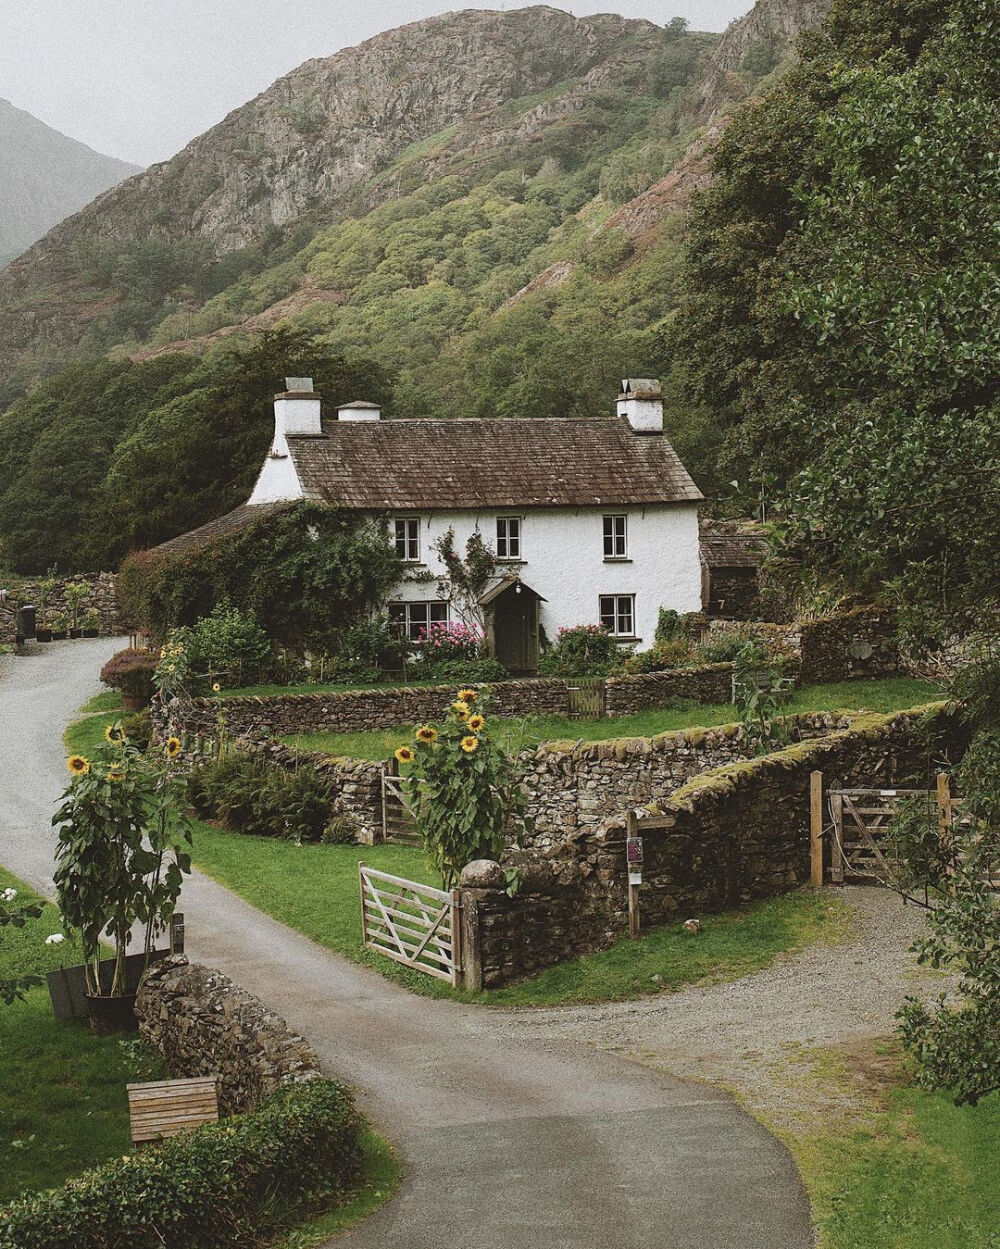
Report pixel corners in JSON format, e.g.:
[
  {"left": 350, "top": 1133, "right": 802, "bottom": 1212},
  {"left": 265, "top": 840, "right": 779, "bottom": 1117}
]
[
  {"left": 82, "top": 609, "right": 100, "bottom": 638},
  {"left": 53, "top": 729, "right": 192, "bottom": 1034},
  {"left": 50, "top": 611, "right": 69, "bottom": 641},
  {"left": 65, "top": 581, "right": 90, "bottom": 638},
  {"left": 100, "top": 647, "right": 158, "bottom": 711},
  {"left": 35, "top": 577, "right": 56, "bottom": 642}
]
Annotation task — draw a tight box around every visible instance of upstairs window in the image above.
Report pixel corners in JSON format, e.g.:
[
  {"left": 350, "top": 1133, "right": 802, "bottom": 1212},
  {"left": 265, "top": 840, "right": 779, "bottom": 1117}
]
[
  {"left": 496, "top": 516, "right": 522, "bottom": 560},
  {"left": 600, "top": 594, "right": 635, "bottom": 638},
  {"left": 389, "top": 601, "right": 448, "bottom": 642},
  {"left": 394, "top": 517, "right": 420, "bottom": 562},
  {"left": 603, "top": 514, "right": 627, "bottom": 559}
]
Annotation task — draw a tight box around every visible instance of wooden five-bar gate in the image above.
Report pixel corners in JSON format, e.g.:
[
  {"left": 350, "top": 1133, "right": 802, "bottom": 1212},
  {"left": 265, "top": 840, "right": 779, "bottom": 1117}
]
[
  {"left": 381, "top": 771, "right": 420, "bottom": 845},
  {"left": 359, "top": 863, "right": 462, "bottom": 986},
  {"left": 809, "top": 771, "right": 961, "bottom": 885}
]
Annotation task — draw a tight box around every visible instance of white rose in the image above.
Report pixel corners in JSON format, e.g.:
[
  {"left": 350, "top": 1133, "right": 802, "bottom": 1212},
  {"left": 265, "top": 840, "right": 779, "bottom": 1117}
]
[{"left": 45, "top": 933, "right": 66, "bottom": 945}]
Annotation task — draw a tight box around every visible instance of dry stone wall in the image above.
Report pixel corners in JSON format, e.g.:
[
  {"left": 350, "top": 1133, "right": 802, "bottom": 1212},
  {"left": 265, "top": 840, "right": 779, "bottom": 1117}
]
[
  {"left": 461, "top": 702, "right": 967, "bottom": 989},
  {"left": 605, "top": 662, "right": 734, "bottom": 714},
  {"left": 0, "top": 571, "right": 125, "bottom": 643},
  {"left": 136, "top": 956, "right": 322, "bottom": 1115}
]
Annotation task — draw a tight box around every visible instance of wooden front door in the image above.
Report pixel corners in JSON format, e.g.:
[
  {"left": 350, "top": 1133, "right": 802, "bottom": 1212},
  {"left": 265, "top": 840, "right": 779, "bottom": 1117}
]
[{"left": 491, "top": 585, "right": 539, "bottom": 673}]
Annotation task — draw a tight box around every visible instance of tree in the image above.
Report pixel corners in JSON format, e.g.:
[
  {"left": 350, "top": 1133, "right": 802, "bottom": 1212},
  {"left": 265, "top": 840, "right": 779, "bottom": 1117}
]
[{"left": 433, "top": 527, "right": 498, "bottom": 634}]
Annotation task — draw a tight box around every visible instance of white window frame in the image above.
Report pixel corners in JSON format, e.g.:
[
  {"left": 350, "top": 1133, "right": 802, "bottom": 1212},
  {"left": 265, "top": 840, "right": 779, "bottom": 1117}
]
[
  {"left": 394, "top": 517, "right": 421, "bottom": 562},
  {"left": 389, "top": 600, "right": 449, "bottom": 642},
  {"left": 599, "top": 594, "right": 636, "bottom": 638},
  {"left": 496, "top": 516, "right": 522, "bottom": 561},
  {"left": 603, "top": 514, "right": 628, "bottom": 560}
]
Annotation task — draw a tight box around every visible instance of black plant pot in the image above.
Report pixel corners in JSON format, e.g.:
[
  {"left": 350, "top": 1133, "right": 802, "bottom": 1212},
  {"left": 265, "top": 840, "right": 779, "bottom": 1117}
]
[
  {"left": 69, "top": 627, "right": 83, "bottom": 639},
  {"left": 47, "top": 949, "right": 169, "bottom": 1021},
  {"left": 51, "top": 629, "right": 67, "bottom": 641},
  {"left": 85, "top": 992, "right": 138, "bottom": 1035},
  {"left": 36, "top": 629, "right": 52, "bottom": 643},
  {"left": 83, "top": 628, "right": 99, "bottom": 638}
]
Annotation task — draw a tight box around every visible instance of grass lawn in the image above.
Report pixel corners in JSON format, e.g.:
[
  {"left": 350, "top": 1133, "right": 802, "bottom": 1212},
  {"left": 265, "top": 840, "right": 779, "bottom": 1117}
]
[
  {"left": 65, "top": 710, "right": 120, "bottom": 758},
  {"left": 80, "top": 690, "right": 122, "bottom": 713},
  {"left": 0, "top": 868, "right": 165, "bottom": 1203},
  {"left": 283, "top": 677, "right": 942, "bottom": 760},
  {"left": 190, "top": 823, "right": 852, "bottom": 1006}
]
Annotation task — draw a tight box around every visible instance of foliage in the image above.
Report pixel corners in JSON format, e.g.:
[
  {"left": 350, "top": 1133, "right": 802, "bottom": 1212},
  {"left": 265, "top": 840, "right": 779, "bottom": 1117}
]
[
  {"left": 432, "top": 528, "right": 497, "bottom": 633},
  {"left": 674, "top": 0, "right": 1000, "bottom": 627},
  {"left": 537, "top": 623, "right": 627, "bottom": 676},
  {"left": 695, "top": 625, "right": 756, "bottom": 664},
  {"left": 0, "top": 1079, "right": 362, "bottom": 1249},
  {"left": 731, "top": 640, "right": 791, "bottom": 754},
  {"left": 118, "top": 504, "right": 401, "bottom": 652},
  {"left": 120, "top": 708, "right": 153, "bottom": 752},
  {"left": 62, "top": 581, "right": 90, "bottom": 629},
  {"left": 414, "top": 620, "right": 486, "bottom": 663},
  {"left": 53, "top": 731, "right": 192, "bottom": 996},
  {"left": 99, "top": 647, "right": 158, "bottom": 700},
  {"left": 0, "top": 889, "right": 44, "bottom": 1006},
  {"left": 400, "top": 692, "right": 528, "bottom": 889},
  {"left": 156, "top": 605, "right": 271, "bottom": 694},
  {"left": 622, "top": 637, "right": 695, "bottom": 674},
  {"left": 406, "top": 656, "right": 509, "bottom": 684},
  {"left": 654, "top": 608, "right": 682, "bottom": 643},
  {"left": 188, "top": 754, "right": 337, "bottom": 844}
]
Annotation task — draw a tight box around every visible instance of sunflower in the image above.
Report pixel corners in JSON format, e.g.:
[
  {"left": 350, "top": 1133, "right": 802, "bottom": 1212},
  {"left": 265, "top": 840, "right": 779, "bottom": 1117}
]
[
  {"left": 467, "top": 714, "right": 485, "bottom": 732},
  {"left": 164, "top": 737, "right": 182, "bottom": 759},
  {"left": 104, "top": 723, "right": 124, "bottom": 744},
  {"left": 212, "top": 683, "right": 221, "bottom": 693},
  {"left": 451, "top": 700, "right": 470, "bottom": 720},
  {"left": 395, "top": 746, "right": 416, "bottom": 765},
  {"left": 106, "top": 769, "right": 125, "bottom": 783},
  {"left": 458, "top": 688, "right": 477, "bottom": 703},
  {"left": 415, "top": 725, "right": 438, "bottom": 743},
  {"left": 460, "top": 736, "right": 479, "bottom": 754},
  {"left": 67, "top": 755, "right": 90, "bottom": 776}
]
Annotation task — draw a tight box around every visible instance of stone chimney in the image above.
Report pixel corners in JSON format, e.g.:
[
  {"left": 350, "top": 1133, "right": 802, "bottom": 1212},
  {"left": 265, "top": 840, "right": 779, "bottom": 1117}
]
[
  {"left": 274, "top": 377, "right": 323, "bottom": 439},
  {"left": 336, "top": 400, "right": 382, "bottom": 422},
  {"left": 616, "top": 378, "right": 663, "bottom": 434}
]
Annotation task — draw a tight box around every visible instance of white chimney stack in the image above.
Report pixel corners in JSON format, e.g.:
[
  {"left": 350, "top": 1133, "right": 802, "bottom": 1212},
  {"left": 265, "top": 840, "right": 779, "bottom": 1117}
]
[
  {"left": 617, "top": 378, "right": 663, "bottom": 434},
  {"left": 274, "top": 377, "right": 323, "bottom": 439},
  {"left": 337, "top": 400, "right": 382, "bottom": 422}
]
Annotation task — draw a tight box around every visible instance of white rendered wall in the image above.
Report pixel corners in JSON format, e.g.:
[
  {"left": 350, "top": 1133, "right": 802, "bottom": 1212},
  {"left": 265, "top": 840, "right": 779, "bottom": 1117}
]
[{"left": 389, "top": 504, "right": 702, "bottom": 646}]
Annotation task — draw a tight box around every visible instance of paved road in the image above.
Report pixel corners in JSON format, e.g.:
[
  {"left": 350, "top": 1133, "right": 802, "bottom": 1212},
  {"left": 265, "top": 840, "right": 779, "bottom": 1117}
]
[{"left": 0, "top": 640, "right": 812, "bottom": 1249}]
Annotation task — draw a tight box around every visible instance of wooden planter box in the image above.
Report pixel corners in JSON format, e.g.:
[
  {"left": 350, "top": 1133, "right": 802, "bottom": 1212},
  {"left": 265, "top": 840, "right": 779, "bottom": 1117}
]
[{"left": 46, "top": 949, "right": 169, "bottom": 1022}]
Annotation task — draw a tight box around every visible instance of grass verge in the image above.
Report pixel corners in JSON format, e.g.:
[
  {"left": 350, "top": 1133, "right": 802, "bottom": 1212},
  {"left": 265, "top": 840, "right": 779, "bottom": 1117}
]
[
  {"left": 0, "top": 868, "right": 165, "bottom": 1202},
  {"left": 282, "top": 678, "right": 941, "bottom": 760},
  {"left": 190, "top": 824, "right": 851, "bottom": 1006}
]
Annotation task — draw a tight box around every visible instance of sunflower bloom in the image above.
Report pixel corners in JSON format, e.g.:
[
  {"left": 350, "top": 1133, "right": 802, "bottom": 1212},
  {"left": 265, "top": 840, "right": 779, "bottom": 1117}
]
[
  {"left": 451, "top": 701, "right": 470, "bottom": 720},
  {"left": 107, "top": 769, "right": 125, "bottom": 783},
  {"left": 68, "top": 755, "right": 90, "bottom": 776},
  {"left": 104, "top": 723, "right": 123, "bottom": 744},
  {"left": 165, "top": 737, "right": 182, "bottom": 759},
  {"left": 467, "top": 714, "right": 485, "bottom": 732},
  {"left": 212, "top": 683, "right": 221, "bottom": 693},
  {"left": 460, "top": 736, "right": 479, "bottom": 754},
  {"left": 395, "top": 746, "right": 416, "bottom": 765},
  {"left": 415, "top": 726, "right": 438, "bottom": 743},
  {"left": 458, "top": 688, "right": 477, "bottom": 703}
]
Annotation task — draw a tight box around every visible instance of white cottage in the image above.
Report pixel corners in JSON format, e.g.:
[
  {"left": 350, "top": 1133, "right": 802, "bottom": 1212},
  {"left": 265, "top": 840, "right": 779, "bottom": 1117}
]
[{"left": 158, "top": 377, "right": 704, "bottom": 671}]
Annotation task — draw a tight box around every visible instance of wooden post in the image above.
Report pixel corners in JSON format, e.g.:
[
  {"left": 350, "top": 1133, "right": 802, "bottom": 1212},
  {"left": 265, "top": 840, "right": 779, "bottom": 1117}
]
[
  {"left": 358, "top": 862, "right": 368, "bottom": 948},
  {"left": 449, "top": 889, "right": 462, "bottom": 989},
  {"left": 810, "top": 771, "right": 824, "bottom": 887},
  {"left": 626, "top": 810, "right": 641, "bottom": 940},
  {"left": 830, "top": 789, "right": 845, "bottom": 884},
  {"left": 936, "top": 772, "right": 952, "bottom": 840},
  {"left": 168, "top": 912, "right": 185, "bottom": 955}
]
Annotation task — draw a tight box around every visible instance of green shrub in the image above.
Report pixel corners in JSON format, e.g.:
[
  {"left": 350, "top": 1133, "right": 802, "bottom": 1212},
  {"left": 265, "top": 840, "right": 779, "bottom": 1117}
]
[
  {"left": 0, "top": 1079, "right": 361, "bottom": 1249},
  {"left": 407, "top": 656, "right": 509, "bottom": 683},
  {"left": 120, "top": 708, "right": 153, "bottom": 751},
  {"left": 189, "top": 603, "right": 272, "bottom": 686},
  {"left": 189, "top": 754, "right": 334, "bottom": 842},
  {"left": 622, "top": 638, "right": 695, "bottom": 674},
  {"left": 99, "top": 648, "right": 158, "bottom": 699},
  {"left": 654, "top": 608, "right": 682, "bottom": 642},
  {"left": 695, "top": 628, "right": 754, "bottom": 664},
  {"left": 537, "top": 624, "right": 627, "bottom": 676}
]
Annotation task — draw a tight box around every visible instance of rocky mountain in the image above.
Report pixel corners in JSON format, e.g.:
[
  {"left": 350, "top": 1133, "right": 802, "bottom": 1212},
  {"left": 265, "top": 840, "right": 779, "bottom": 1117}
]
[{"left": 0, "top": 97, "right": 139, "bottom": 270}]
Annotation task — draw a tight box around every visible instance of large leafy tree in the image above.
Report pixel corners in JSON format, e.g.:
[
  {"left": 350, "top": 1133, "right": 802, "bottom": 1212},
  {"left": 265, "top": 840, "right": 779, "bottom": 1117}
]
[{"left": 675, "top": 0, "right": 998, "bottom": 628}]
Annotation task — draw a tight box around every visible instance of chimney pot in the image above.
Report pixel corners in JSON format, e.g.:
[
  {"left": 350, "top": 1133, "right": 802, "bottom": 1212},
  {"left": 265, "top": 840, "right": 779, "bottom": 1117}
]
[
  {"left": 337, "top": 400, "right": 382, "bottom": 422},
  {"left": 617, "top": 377, "right": 663, "bottom": 434}
]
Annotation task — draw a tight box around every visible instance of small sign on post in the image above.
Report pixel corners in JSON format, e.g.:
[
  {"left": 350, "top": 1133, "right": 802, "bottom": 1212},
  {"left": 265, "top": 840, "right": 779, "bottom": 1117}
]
[{"left": 626, "top": 813, "right": 643, "bottom": 940}]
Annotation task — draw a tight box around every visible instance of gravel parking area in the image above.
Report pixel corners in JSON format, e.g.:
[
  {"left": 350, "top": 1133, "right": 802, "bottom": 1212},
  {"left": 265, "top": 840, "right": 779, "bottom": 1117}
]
[{"left": 488, "top": 887, "right": 946, "bottom": 1131}]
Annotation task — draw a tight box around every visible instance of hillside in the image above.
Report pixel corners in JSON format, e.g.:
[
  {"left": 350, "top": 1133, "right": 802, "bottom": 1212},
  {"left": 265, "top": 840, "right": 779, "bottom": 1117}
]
[
  {"left": 0, "top": 98, "right": 139, "bottom": 271},
  {"left": 0, "top": 0, "right": 830, "bottom": 573}
]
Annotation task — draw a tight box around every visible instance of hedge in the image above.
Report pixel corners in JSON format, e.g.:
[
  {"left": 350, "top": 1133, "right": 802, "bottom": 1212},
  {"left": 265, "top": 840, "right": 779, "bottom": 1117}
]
[{"left": 0, "top": 1079, "right": 361, "bottom": 1249}]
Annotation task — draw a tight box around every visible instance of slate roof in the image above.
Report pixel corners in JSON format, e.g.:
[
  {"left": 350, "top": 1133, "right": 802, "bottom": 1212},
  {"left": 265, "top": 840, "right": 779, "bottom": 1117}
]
[
  {"left": 149, "top": 501, "right": 293, "bottom": 557},
  {"left": 699, "top": 520, "right": 768, "bottom": 569},
  {"left": 288, "top": 417, "right": 703, "bottom": 509}
]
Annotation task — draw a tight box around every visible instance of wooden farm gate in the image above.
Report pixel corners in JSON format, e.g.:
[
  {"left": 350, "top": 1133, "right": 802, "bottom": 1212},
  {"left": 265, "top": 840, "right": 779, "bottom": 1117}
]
[
  {"left": 810, "top": 772, "right": 961, "bottom": 885},
  {"left": 359, "top": 864, "right": 461, "bottom": 985},
  {"left": 381, "top": 766, "right": 420, "bottom": 845},
  {"left": 566, "top": 678, "right": 606, "bottom": 720}
]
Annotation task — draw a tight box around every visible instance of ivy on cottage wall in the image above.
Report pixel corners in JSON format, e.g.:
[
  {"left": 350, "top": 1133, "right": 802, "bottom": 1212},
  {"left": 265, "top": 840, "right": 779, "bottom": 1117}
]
[{"left": 117, "top": 504, "right": 401, "bottom": 650}]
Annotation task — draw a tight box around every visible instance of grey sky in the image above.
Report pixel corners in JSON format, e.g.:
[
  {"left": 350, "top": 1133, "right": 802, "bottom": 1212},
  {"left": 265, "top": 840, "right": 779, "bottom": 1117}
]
[{"left": 1, "top": 1, "right": 752, "bottom": 166}]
